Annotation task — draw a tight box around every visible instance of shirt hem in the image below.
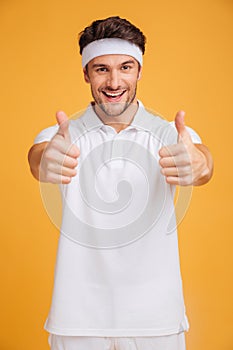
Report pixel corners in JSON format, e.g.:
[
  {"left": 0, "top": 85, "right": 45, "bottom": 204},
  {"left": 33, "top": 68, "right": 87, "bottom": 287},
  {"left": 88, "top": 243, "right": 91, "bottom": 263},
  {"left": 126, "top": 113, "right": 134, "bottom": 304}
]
[{"left": 44, "top": 325, "right": 189, "bottom": 337}]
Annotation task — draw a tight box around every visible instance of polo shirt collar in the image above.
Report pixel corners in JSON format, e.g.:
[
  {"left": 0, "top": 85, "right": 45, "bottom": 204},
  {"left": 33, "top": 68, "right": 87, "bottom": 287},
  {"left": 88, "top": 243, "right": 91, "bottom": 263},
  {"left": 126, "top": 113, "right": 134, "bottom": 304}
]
[{"left": 81, "top": 100, "right": 157, "bottom": 133}]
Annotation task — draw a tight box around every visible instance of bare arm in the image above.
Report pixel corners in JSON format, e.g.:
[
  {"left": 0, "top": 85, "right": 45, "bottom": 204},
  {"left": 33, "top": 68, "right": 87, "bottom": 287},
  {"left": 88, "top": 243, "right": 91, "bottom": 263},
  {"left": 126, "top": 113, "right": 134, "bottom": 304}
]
[{"left": 28, "top": 142, "right": 49, "bottom": 181}]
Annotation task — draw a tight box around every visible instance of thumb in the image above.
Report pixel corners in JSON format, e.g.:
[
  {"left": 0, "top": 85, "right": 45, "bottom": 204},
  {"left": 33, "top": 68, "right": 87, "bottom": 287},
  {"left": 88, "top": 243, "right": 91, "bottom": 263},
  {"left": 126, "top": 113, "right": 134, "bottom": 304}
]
[
  {"left": 175, "top": 110, "right": 190, "bottom": 143},
  {"left": 56, "top": 110, "right": 70, "bottom": 141}
]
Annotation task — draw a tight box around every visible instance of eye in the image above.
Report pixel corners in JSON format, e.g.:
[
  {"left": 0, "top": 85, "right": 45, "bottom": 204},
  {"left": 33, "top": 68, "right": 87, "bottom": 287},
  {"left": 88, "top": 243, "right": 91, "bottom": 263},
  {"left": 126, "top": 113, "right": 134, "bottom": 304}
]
[
  {"left": 121, "top": 65, "right": 131, "bottom": 70},
  {"left": 96, "top": 67, "right": 108, "bottom": 72}
]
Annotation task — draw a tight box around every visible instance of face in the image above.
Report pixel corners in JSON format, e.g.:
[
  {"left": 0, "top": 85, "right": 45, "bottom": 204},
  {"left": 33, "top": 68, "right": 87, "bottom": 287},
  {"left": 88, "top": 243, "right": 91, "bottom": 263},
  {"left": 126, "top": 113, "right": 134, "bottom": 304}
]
[{"left": 83, "top": 54, "right": 142, "bottom": 117}]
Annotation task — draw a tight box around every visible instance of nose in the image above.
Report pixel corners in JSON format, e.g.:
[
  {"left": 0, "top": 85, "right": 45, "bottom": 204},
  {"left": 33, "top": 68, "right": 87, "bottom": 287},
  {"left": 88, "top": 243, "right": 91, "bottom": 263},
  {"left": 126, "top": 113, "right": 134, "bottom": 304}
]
[{"left": 107, "top": 69, "right": 121, "bottom": 90}]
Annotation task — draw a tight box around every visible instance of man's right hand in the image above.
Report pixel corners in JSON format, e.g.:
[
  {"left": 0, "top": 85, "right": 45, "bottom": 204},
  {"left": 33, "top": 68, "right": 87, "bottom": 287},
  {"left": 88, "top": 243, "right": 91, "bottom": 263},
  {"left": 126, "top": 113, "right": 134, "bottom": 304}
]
[{"left": 28, "top": 111, "right": 80, "bottom": 184}]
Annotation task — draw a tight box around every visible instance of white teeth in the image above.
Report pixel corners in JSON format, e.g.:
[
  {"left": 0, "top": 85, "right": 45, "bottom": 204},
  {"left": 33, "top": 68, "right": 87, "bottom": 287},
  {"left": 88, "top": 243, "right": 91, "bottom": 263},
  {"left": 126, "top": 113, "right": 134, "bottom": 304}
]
[{"left": 104, "top": 91, "right": 125, "bottom": 97}]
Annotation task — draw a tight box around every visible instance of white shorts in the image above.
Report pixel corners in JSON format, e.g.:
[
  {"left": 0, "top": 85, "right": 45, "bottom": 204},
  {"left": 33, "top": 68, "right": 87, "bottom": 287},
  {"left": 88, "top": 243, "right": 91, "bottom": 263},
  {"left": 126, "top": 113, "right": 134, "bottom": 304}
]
[{"left": 48, "top": 332, "right": 186, "bottom": 350}]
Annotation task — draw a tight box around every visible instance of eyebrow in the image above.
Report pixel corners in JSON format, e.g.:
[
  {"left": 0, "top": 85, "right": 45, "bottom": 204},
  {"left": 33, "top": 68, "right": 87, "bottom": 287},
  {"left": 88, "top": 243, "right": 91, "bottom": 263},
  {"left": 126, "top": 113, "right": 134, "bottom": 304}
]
[{"left": 91, "top": 60, "right": 136, "bottom": 69}]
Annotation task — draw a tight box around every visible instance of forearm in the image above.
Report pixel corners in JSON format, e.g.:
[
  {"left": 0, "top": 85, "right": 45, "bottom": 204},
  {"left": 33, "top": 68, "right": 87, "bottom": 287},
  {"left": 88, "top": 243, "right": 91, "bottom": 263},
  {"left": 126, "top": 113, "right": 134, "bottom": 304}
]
[
  {"left": 193, "top": 144, "right": 214, "bottom": 186},
  {"left": 28, "top": 142, "right": 48, "bottom": 181}
]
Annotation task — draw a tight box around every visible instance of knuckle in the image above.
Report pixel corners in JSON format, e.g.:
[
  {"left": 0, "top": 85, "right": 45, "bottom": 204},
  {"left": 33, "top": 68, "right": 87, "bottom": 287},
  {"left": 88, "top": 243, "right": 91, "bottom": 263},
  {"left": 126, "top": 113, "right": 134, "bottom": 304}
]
[
  {"left": 70, "top": 144, "right": 80, "bottom": 157},
  {"left": 44, "top": 148, "right": 56, "bottom": 162},
  {"left": 51, "top": 138, "right": 61, "bottom": 149},
  {"left": 61, "top": 154, "right": 68, "bottom": 164},
  {"left": 69, "top": 168, "right": 77, "bottom": 177},
  {"left": 69, "top": 160, "right": 77, "bottom": 169},
  {"left": 62, "top": 177, "right": 71, "bottom": 184},
  {"left": 159, "top": 159, "right": 163, "bottom": 166},
  {"left": 159, "top": 148, "right": 165, "bottom": 157},
  {"left": 160, "top": 168, "right": 165, "bottom": 175}
]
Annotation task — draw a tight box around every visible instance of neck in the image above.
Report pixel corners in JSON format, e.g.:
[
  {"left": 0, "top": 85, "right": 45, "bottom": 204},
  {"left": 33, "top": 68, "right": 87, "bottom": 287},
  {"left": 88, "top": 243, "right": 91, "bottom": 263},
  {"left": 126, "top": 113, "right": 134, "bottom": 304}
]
[{"left": 93, "top": 101, "right": 139, "bottom": 133}]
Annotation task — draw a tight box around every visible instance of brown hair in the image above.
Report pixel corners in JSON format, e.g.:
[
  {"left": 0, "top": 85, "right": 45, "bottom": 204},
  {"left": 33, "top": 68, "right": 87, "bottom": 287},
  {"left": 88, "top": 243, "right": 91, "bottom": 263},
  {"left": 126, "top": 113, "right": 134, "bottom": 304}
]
[{"left": 78, "top": 16, "right": 146, "bottom": 55}]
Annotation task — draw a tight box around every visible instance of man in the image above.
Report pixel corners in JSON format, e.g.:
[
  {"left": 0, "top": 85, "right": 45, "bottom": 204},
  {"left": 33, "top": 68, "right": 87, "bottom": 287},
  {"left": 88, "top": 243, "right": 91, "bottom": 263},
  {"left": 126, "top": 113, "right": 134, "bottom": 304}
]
[{"left": 28, "top": 16, "right": 213, "bottom": 350}]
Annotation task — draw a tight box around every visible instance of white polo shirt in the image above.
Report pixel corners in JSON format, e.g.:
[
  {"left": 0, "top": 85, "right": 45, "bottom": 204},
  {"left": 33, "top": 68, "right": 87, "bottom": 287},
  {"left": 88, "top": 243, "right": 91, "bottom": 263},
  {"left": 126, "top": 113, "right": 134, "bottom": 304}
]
[{"left": 34, "top": 101, "right": 201, "bottom": 337}]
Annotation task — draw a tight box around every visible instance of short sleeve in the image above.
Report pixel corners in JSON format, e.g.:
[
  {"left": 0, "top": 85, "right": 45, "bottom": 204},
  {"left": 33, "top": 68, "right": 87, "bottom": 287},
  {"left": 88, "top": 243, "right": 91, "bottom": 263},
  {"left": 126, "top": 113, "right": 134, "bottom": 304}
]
[
  {"left": 169, "top": 121, "right": 202, "bottom": 144},
  {"left": 33, "top": 125, "right": 59, "bottom": 144}
]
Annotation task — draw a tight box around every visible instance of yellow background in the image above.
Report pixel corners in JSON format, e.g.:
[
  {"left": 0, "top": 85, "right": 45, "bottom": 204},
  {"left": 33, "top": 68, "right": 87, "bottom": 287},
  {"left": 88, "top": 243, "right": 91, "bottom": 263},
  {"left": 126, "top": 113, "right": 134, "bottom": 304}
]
[{"left": 1, "top": 0, "right": 232, "bottom": 349}]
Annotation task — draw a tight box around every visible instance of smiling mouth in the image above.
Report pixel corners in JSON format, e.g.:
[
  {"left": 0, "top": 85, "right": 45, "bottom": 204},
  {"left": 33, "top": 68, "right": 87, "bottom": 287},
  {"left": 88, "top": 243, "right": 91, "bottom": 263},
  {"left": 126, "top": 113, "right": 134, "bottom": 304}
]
[{"left": 102, "top": 90, "right": 126, "bottom": 99}]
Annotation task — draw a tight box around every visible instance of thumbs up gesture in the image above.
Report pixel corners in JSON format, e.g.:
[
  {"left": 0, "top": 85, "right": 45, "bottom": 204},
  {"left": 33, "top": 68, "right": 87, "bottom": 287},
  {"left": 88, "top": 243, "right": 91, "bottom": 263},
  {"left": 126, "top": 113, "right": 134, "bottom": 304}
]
[
  {"left": 40, "top": 111, "right": 80, "bottom": 184},
  {"left": 159, "top": 111, "right": 210, "bottom": 186}
]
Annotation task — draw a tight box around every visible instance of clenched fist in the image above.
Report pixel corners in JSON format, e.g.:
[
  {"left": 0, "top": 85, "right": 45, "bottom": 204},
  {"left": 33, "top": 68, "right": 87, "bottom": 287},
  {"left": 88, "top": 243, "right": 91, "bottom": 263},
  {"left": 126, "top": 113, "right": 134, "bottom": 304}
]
[
  {"left": 40, "top": 111, "right": 80, "bottom": 184},
  {"left": 28, "top": 111, "right": 80, "bottom": 184},
  {"left": 159, "top": 111, "right": 211, "bottom": 186}
]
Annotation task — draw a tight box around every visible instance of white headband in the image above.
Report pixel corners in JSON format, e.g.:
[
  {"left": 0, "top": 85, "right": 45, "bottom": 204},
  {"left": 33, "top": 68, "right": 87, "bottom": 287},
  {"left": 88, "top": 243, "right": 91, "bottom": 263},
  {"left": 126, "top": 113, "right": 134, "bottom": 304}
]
[{"left": 81, "top": 38, "right": 143, "bottom": 68}]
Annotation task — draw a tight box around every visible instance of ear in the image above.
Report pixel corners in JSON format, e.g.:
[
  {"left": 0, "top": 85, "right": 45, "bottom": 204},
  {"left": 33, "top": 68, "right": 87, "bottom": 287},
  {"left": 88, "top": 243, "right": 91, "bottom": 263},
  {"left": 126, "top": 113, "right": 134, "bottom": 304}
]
[
  {"left": 83, "top": 67, "right": 90, "bottom": 83},
  {"left": 137, "top": 66, "right": 142, "bottom": 81}
]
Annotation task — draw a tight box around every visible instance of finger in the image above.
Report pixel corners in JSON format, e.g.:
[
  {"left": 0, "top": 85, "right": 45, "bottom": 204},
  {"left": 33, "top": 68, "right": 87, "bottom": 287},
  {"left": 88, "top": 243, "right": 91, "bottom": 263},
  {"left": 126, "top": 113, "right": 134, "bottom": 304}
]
[
  {"left": 159, "top": 143, "right": 185, "bottom": 158},
  {"left": 44, "top": 172, "right": 72, "bottom": 185},
  {"left": 51, "top": 139, "right": 80, "bottom": 158},
  {"left": 165, "top": 175, "right": 192, "bottom": 186},
  {"left": 43, "top": 143, "right": 79, "bottom": 166},
  {"left": 47, "top": 153, "right": 78, "bottom": 169},
  {"left": 175, "top": 110, "right": 185, "bottom": 140},
  {"left": 56, "top": 110, "right": 70, "bottom": 141},
  {"left": 159, "top": 154, "right": 190, "bottom": 168},
  {"left": 161, "top": 167, "right": 179, "bottom": 177},
  {"left": 48, "top": 164, "right": 77, "bottom": 178},
  {"left": 161, "top": 166, "right": 191, "bottom": 177},
  {"left": 68, "top": 144, "right": 80, "bottom": 158},
  {"left": 58, "top": 143, "right": 80, "bottom": 159},
  {"left": 62, "top": 154, "right": 79, "bottom": 168},
  {"left": 174, "top": 110, "right": 192, "bottom": 144}
]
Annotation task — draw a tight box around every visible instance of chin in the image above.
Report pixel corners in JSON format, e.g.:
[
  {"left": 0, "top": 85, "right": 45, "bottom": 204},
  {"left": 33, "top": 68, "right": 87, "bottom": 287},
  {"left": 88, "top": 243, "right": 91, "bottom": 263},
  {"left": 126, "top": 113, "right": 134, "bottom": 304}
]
[{"left": 100, "top": 102, "right": 130, "bottom": 117}]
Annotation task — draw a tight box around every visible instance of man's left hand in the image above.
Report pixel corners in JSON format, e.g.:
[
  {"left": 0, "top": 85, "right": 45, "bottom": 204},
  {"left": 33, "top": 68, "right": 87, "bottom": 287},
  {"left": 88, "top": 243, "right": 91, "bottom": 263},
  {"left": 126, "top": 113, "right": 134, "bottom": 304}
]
[{"left": 159, "top": 111, "right": 211, "bottom": 186}]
